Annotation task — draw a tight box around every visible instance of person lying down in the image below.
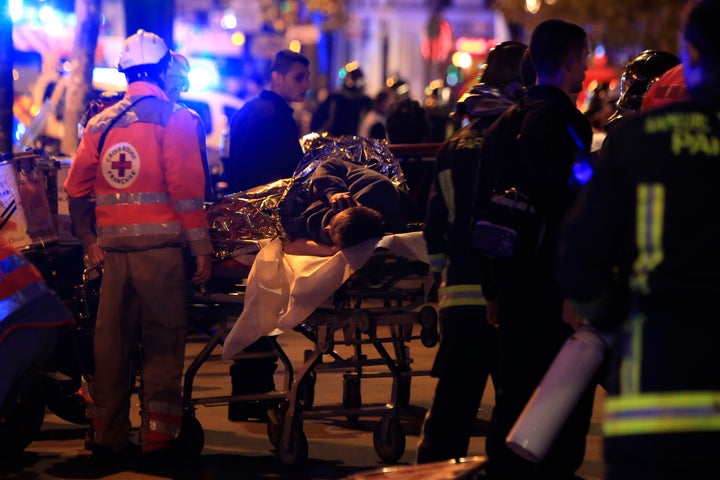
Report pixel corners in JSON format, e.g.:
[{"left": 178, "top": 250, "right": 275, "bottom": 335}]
[{"left": 279, "top": 156, "right": 411, "bottom": 256}]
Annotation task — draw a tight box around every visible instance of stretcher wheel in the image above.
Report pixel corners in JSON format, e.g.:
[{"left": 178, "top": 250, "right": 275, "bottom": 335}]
[
  {"left": 373, "top": 415, "right": 405, "bottom": 463},
  {"left": 277, "top": 422, "right": 309, "bottom": 466},
  {"left": 44, "top": 376, "right": 90, "bottom": 425},
  {"left": 342, "top": 375, "right": 362, "bottom": 422},
  {"left": 175, "top": 413, "right": 204, "bottom": 458},
  {"left": 0, "top": 378, "right": 46, "bottom": 458}
]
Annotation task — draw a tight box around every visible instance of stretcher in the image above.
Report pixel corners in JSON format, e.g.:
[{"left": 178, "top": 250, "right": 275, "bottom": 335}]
[{"left": 179, "top": 231, "right": 439, "bottom": 466}]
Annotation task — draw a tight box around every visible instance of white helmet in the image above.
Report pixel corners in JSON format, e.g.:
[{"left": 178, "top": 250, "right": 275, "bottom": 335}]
[{"left": 118, "top": 30, "right": 169, "bottom": 71}]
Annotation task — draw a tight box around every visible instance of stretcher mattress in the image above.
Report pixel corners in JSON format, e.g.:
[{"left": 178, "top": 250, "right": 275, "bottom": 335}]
[{"left": 222, "top": 231, "right": 430, "bottom": 359}]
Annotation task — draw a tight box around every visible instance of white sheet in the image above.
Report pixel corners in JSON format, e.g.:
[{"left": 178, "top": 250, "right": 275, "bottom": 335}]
[{"left": 221, "top": 231, "right": 429, "bottom": 360}]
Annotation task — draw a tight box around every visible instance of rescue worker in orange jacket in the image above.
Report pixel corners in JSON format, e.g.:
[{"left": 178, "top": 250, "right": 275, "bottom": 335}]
[{"left": 64, "top": 30, "right": 212, "bottom": 463}]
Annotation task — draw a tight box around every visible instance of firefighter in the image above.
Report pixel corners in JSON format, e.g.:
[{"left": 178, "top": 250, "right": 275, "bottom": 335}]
[
  {"left": 605, "top": 49, "right": 680, "bottom": 127},
  {"left": 557, "top": 1, "right": 720, "bottom": 478},
  {"left": 64, "top": 30, "right": 212, "bottom": 463},
  {"left": 416, "top": 41, "right": 533, "bottom": 464}
]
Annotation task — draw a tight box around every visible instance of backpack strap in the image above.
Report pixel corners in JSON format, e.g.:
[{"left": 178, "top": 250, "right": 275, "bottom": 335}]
[{"left": 97, "top": 95, "right": 152, "bottom": 153}]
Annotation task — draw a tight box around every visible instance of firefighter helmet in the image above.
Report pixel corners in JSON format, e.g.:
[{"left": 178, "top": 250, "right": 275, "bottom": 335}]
[{"left": 607, "top": 50, "right": 680, "bottom": 125}]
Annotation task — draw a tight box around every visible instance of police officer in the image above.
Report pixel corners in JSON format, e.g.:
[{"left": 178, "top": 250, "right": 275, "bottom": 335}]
[
  {"left": 65, "top": 30, "right": 212, "bottom": 462},
  {"left": 416, "top": 41, "right": 533, "bottom": 464},
  {"left": 557, "top": 2, "right": 720, "bottom": 478}
]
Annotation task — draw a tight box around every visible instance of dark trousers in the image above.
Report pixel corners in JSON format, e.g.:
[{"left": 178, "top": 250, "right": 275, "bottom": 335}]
[
  {"left": 417, "top": 305, "right": 498, "bottom": 463},
  {"left": 485, "top": 270, "right": 596, "bottom": 480},
  {"left": 228, "top": 337, "right": 278, "bottom": 420}
]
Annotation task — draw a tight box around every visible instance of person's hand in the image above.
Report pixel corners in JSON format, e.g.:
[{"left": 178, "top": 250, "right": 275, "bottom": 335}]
[
  {"left": 84, "top": 243, "right": 105, "bottom": 267},
  {"left": 329, "top": 192, "right": 356, "bottom": 212},
  {"left": 486, "top": 299, "right": 499, "bottom": 329},
  {"left": 562, "top": 299, "right": 589, "bottom": 330},
  {"left": 192, "top": 255, "right": 212, "bottom": 285}
]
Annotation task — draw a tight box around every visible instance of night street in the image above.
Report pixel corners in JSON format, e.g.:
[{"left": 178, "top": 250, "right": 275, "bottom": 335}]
[{"left": 1, "top": 326, "right": 605, "bottom": 479}]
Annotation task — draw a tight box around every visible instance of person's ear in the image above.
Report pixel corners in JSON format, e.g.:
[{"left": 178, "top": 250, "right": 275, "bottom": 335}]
[{"left": 270, "top": 70, "right": 282, "bottom": 86}]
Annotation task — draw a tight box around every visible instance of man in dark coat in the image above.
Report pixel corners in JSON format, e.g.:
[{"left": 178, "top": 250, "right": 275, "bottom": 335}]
[{"left": 225, "top": 50, "right": 310, "bottom": 193}]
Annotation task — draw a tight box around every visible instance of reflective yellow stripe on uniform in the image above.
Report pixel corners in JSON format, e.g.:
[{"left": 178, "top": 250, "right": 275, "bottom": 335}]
[
  {"left": 428, "top": 253, "right": 446, "bottom": 274},
  {"left": 619, "top": 312, "right": 645, "bottom": 395},
  {"left": 630, "top": 183, "right": 664, "bottom": 294},
  {"left": 438, "top": 284, "right": 485, "bottom": 309},
  {"left": 604, "top": 391, "right": 720, "bottom": 436}
]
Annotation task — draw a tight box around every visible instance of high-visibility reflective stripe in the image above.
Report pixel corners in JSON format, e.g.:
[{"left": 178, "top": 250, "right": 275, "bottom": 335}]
[
  {"left": 0, "top": 253, "right": 30, "bottom": 275},
  {"left": 99, "top": 222, "right": 182, "bottom": 237},
  {"left": 619, "top": 313, "right": 644, "bottom": 395},
  {"left": 631, "top": 183, "right": 664, "bottom": 294},
  {"left": 438, "top": 169, "right": 455, "bottom": 224},
  {"left": 439, "top": 284, "right": 485, "bottom": 308},
  {"left": 96, "top": 191, "right": 171, "bottom": 206},
  {"left": 428, "top": 253, "right": 446, "bottom": 273},
  {"left": 185, "top": 226, "right": 211, "bottom": 242},
  {"left": 604, "top": 391, "right": 720, "bottom": 436},
  {"left": 0, "top": 281, "right": 51, "bottom": 320},
  {"left": 173, "top": 197, "right": 204, "bottom": 212}
]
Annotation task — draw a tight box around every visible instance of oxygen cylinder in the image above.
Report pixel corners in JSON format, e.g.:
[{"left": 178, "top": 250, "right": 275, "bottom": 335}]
[{"left": 505, "top": 327, "right": 613, "bottom": 463}]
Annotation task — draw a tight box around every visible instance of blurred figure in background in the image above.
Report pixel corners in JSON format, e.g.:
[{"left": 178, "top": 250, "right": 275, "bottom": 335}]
[
  {"left": 311, "top": 66, "right": 372, "bottom": 136},
  {"left": 583, "top": 82, "right": 615, "bottom": 152},
  {"left": 164, "top": 52, "right": 215, "bottom": 202},
  {"left": 386, "top": 97, "right": 431, "bottom": 144},
  {"left": 417, "top": 40, "right": 532, "bottom": 464},
  {"left": 358, "top": 88, "right": 397, "bottom": 139}
]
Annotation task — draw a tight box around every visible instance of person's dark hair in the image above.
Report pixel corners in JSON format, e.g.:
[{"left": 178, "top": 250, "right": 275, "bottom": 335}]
[
  {"left": 271, "top": 49, "right": 310, "bottom": 74},
  {"left": 386, "top": 98, "right": 430, "bottom": 143},
  {"left": 373, "top": 90, "right": 391, "bottom": 109},
  {"left": 684, "top": 0, "right": 720, "bottom": 73},
  {"left": 332, "top": 206, "right": 385, "bottom": 248},
  {"left": 529, "top": 19, "right": 588, "bottom": 76},
  {"left": 480, "top": 41, "right": 530, "bottom": 88}
]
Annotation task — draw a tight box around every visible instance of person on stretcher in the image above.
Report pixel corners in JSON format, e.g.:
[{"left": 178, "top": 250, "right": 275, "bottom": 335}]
[{"left": 279, "top": 156, "right": 411, "bottom": 256}]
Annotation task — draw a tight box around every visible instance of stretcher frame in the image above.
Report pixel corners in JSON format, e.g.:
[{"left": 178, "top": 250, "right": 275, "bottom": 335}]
[{"left": 179, "top": 244, "right": 439, "bottom": 466}]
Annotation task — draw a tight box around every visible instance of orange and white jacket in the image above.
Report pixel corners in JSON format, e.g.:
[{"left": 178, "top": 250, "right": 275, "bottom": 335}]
[{"left": 64, "top": 81, "right": 212, "bottom": 257}]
